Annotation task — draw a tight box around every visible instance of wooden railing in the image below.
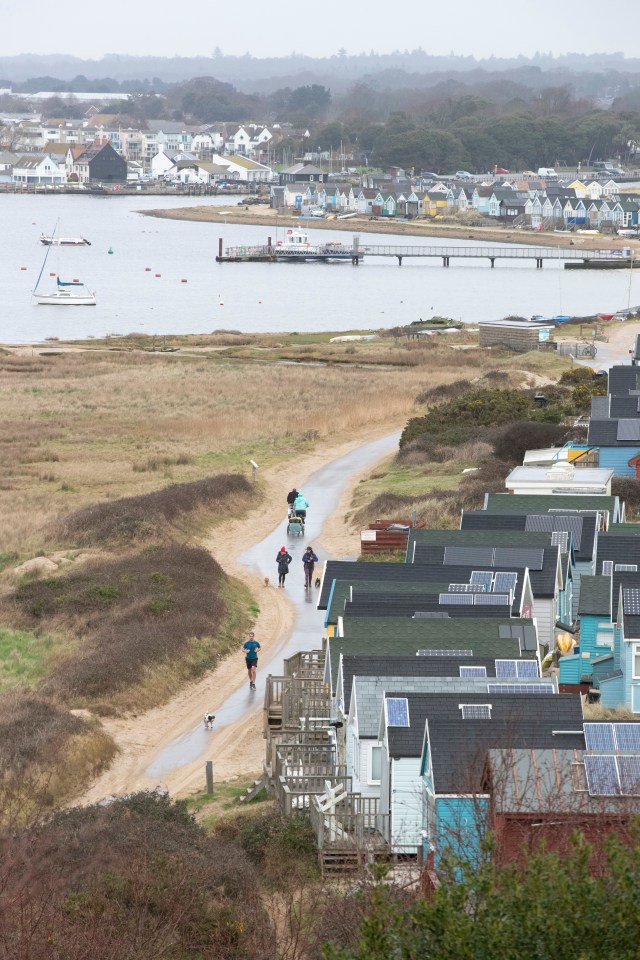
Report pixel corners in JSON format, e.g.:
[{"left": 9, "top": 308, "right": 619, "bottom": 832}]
[
  {"left": 276, "top": 771, "right": 351, "bottom": 817},
  {"left": 310, "top": 793, "right": 390, "bottom": 855},
  {"left": 284, "top": 649, "right": 326, "bottom": 679}
]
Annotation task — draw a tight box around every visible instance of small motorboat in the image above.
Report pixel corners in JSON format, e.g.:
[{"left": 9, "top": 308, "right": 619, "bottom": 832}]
[
  {"left": 40, "top": 234, "right": 91, "bottom": 246},
  {"left": 34, "top": 277, "right": 96, "bottom": 305}
]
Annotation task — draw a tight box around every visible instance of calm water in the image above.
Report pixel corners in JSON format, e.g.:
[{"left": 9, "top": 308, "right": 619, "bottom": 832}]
[{"left": 2, "top": 193, "right": 639, "bottom": 343}]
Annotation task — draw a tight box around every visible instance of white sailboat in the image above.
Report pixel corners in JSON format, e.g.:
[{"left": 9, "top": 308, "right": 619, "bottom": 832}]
[{"left": 33, "top": 220, "right": 97, "bottom": 306}]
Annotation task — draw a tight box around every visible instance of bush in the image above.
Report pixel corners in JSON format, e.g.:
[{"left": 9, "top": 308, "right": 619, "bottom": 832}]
[
  {"left": 8, "top": 545, "right": 229, "bottom": 701},
  {"left": 612, "top": 478, "right": 640, "bottom": 519},
  {"left": 56, "top": 473, "right": 253, "bottom": 546},
  {"left": 492, "top": 421, "right": 570, "bottom": 464},
  {"left": 401, "top": 389, "right": 536, "bottom": 448}
]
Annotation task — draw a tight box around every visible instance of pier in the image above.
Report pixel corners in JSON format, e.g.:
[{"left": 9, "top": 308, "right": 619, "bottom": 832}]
[{"left": 216, "top": 236, "right": 632, "bottom": 268}]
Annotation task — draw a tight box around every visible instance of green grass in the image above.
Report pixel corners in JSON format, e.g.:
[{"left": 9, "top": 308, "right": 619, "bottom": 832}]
[
  {"left": 354, "top": 458, "right": 463, "bottom": 506},
  {"left": 0, "top": 628, "right": 59, "bottom": 691},
  {"left": 187, "top": 779, "right": 270, "bottom": 830}
]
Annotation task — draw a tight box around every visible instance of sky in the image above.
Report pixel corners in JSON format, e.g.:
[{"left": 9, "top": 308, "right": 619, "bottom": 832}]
[{"left": 2, "top": 0, "right": 640, "bottom": 61}]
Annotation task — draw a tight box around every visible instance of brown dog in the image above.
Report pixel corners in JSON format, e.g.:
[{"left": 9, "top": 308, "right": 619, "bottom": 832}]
[{"left": 264, "top": 576, "right": 270, "bottom": 587}]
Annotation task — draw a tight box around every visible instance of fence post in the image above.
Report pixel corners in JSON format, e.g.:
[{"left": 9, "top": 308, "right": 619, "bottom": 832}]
[{"left": 205, "top": 760, "right": 214, "bottom": 795}]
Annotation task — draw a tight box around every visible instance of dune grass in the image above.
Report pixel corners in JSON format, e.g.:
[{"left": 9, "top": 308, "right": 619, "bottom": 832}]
[{"left": 0, "top": 628, "right": 60, "bottom": 692}]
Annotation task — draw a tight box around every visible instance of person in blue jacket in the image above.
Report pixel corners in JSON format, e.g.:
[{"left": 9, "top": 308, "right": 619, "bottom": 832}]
[
  {"left": 242, "top": 631, "right": 261, "bottom": 689},
  {"left": 302, "top": 546, "right": 319, "bottom": 588},
  {"left": 293, "top": 491, "right": 309, "bottom": 524}
]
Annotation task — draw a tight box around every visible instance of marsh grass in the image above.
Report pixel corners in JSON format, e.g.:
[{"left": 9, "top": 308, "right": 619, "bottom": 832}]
[
  {"left": 0, "top": 342, "right": 530, "bottom": 553},
  {"left": 0, "top": 628, "right": 60, "bottom": 692}
]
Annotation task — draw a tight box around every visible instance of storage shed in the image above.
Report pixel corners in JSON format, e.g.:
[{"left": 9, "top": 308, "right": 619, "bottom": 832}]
[{"left": 479, "top": 319, "right": 554, "bottom": 352}]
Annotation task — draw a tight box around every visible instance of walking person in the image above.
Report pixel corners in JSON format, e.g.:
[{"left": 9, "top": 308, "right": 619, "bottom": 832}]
[
  {"left": 243, "top": 631, "right": 261, "bottom": 690},
  {"left": 276, "top": 546, "right": 292, "bottom": 587},
  {"left": 286, "top": 487, "right": 298, "bottom": 510},
  {"left": 293, "top": 490, "right": 309, "bottom": 525},
  {"left": 302, "top": 546, "right": 319, "bottom": 589}
]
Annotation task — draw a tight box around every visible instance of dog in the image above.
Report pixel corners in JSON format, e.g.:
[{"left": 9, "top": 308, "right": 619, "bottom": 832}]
[
  {"left": 314, "top": 577, "right": 321, "bottom": 588},
  {"left": 264, "top": 576, "right": 270, "bottom": 587},
  {"left": 203, "top": 712, "right": 216, "bottom": 729}
]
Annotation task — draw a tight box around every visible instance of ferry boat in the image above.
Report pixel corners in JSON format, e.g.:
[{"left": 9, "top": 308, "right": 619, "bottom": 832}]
[
  {"left": 40, "top": 234, "right": 91, "bottom": 246},
  {"left": 273, "top": 228, "right": 361, "bottom": 262}
]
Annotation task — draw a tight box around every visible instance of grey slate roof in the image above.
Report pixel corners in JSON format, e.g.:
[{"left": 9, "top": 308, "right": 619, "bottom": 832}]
[
  {"left": 588, "top": 419, "right": 640, "bottom": 447},
  {"left": 340, "top": 654, "right": 505, "bottom": 714},
  {"left": 410, "top": 549, "right": 558, "bottom": 599},
  {"left": 460, "top": 511, "right": 596, "bottom": 562},
  {"left": 354, "top": 675, "right": 554, "bottom": 738},
  {"left": 607, "top": 366, "right": 640, "bottom": 396},
  {"left": 385, "top": 692, "right": 585, "bottom": 792},
  {"left": 484, "top": 493, "right": 618, "bottom": 521},
  {"left": 596, "top": 533, "right": 640, "bottom": 573},
  {"left": 577, "top": 575, "right": 611, "bottom": 617}
]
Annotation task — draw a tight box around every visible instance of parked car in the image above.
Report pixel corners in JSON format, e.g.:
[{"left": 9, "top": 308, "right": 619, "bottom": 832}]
[
  {"left": 522, "top": 170, "right": 537, "bottom": 177},
  {"left": 455, "top": 170, "right": 474, "bottom": 180},
  {"left": 495, "top": 167, "right": 510, "bottom": 174},
  {"left": 421, "top": 171, "right": 441, "bottom": 180}
]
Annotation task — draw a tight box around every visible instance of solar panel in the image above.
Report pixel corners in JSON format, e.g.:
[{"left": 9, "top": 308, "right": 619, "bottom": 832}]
[
  {"left": 494, "top": 572, "right": 518, "bottom": 594},
  {"left": 448, "top": 583, "right": 485, "bottom": 593},
  {"left": 617, "top": 419, "right": 640, "bottom": 442},
  {"left": 444, "top": 546, "right": 494, "bottom": 567},
  {"left": 523, "top": 626, "right": 538, "bottom": 651},
  {"left": 516, "top": 660, "right": 540, "bottom": 679},
  {"left": 487, "top": 683, "right": 555, "bottom": 695},
  {"left": 623, "top": 589, "right": 640, "bottom": 616},
  {"left": 460, "top": 666, "right": 487, "bottom": 678},
  {"left": 494, "top": 547, "right": 544, "bottom": 570},
  {"left": 475, "top": 593, "right": 511, "bottom": 606},
  {"left": 584, "top": 755, "right": 621, "bottom": 796},
  {"left": 470, "top": 571, "right": 493, "bottom": 589},
  {"left": 551, "top": 531, "right": 569, "bottom": 552},
  {"left": 413, "top": 612, "right": 450, "bottom": 619},
  {"left": 601, "top": 561, "right": 613, "bottom": 576},
  {"left": 584, "top": 723, "right": 616, "bottom": 752},
  {"left": 613, "top": 724, "right": 640, "bottom": 751},
  {"left": 615, "top": 564, "right": 638, "bottom": 572},
  {"left": 439, "top": 593, "right": 474, "bottom": 605},
  {"left": 460, "top": 704, "right": 492, "bottom": 720},
  {"left": 386, "top": 697, "right": 410, "bottom": 727},
  {"left": 617, "top": 756, "right": 640, "bottom": 795},
  {"left": 495, "top": 659, "right": 518, "bottom": 679},
  {"left": 417, "top": 649, "right": 473, "bottom": 657}
]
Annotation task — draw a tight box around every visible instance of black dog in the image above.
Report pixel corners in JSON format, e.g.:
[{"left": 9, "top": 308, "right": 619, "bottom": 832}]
[{"left": 314, "top": 577, "right": 321, "bottom": 588}]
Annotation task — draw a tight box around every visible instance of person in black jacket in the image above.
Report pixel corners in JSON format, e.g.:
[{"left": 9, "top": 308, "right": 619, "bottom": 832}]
[
  {"left": 276, "top": 546, "right": 292, "bottom": 587},
  {"left": 286, "top": 488, "right": 298, "bottom": 511},
  {"left": 302, "top": 546, "right": 319, "bottom": 588}
]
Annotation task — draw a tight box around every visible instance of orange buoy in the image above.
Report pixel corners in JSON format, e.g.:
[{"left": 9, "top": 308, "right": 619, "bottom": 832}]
[
  {"left": 20, "top": 266, "right": 27, "bottom": 270},
  {"left": 155, "top": 273, "right": 161, "bottom": 277},
  {"left": 219, "top": 301, "right": 224, "bottom": 306},
  {"left": 73, "top": 278, "right": 79, "bottom": 283},
  {"left": 181, "top": 278, "right": 187, "bottom": 283},
  {"left": 145, "top": 267, "right": 151, "bottom": 271}
]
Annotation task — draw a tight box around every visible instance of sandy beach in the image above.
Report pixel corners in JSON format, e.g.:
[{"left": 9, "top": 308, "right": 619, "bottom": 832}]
[{"left": 142, "top": 203, "right": 640, "bottom": 252}]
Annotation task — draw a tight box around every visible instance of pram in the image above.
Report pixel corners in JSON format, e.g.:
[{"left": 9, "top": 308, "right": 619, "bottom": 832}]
[{"left": 287, "top": 507, "right": 305, "bottom": 536}]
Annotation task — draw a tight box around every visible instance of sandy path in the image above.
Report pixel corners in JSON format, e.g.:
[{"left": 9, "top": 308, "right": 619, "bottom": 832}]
[
  {"left": 78, "top": 421, "right": 399, "bottom": 804},
  {"left": 558, "top": 319, "right": 640, "bottom": 369}
]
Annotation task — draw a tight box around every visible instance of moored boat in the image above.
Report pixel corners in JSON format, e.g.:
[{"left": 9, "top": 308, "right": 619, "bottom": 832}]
[
  {"left": 40, "top": 234, "right": 91, "bottom": 246},
  {"left": 34, "top": 277, "right": 96, "bottom": 305}
]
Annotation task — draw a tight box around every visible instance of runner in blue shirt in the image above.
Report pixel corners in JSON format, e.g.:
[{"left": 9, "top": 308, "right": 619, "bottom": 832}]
[{"left": 243, "top": 631, "right": 261, "bottom": 689}]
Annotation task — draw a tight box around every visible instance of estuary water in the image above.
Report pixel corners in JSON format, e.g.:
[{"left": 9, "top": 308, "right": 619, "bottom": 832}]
[{"left": 2, "top": 192, "right": 639, "bottom": 343}]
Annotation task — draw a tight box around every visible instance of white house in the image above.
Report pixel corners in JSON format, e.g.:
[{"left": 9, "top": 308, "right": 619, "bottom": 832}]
[
  {"left": 12, "top": 153, "right": 65, "bottom": 184},
  {"left": 150, "top": 149, "right": 175, "bottom": 179},
  {"left": 505, "top": 462, "right": 614, "bottom": 496}
]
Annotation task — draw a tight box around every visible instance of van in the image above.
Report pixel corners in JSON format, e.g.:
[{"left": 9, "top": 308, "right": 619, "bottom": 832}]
[
  {"left": 594, "top": 161, "right": 624, "bottom": 176},
  {"left": 538, "top": 168, "right": 557, "bottom": 178}
]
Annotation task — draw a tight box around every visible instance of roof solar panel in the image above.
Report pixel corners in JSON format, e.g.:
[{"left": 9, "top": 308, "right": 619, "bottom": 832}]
[
  {"left": 615, "top": 564, "right": 638, "bottom": 572},
  {"left": 475, "top": 593, "right": 511, "bottom": 606},
  {"left": 459, "top": 666, "right": 487, "bottom": 678},
  {"left": 494, "top": 572, "right": 518, "bottom": 594},
  {"left": 516, "top": 660, "right": 540, "bottom": 679},
  {"left": 613, "top": 724, "right": 640, "bottom": 751},
  {"left": 584, "top": 723, "right": 616, "bottom": 752},
  {"left": 584, "top": 755, "right": 620, "bottom": 796},
  {"left": 525, "top": 514, "right": 555, "bottom": 534},
  {"left": 486, "top": 683, "right": 554, "bottom": 695},
  {"left": 439, "top": 593, "right": 474, "bottom": 605},
  {"left": 444, "top": 546, "right": 494, "bottom": 567},
  {"left": 386, "top": 697, "right": 410, "bottom": 727},
  {"left": 448, "top": 583, "right": 485, "bottom": 593},
  {"left": 413, "top": 612, "right": 450, "bottom": 619},
  {"left": 601, "top": 561, "right": 614, "bottom": 576},
  {"left": 551, "top": 531, "right": 569, "bottom": 552},
  {"left": 471, "top": 571, "right": 494, "bottom": 589},
  {"left": 417, "top": 649, "right": 473, "bottom": 657},
  {"left": 460, "top": 704, "right": 492, "bottom": 720},
  {"left": 617, "top": 419, "right": 640, "bottom": 442},
  {"left": 623, "top": 589, "right": 640, "bottom": 616},
  {"left": 617, "top": 755, "right": 640, "bottom": 795},
  {"left": 494, "top": 547, "right": 544, "bottom": 570},
  {"left": 495, "top": 659, "right": 518, "bottom": 679}
]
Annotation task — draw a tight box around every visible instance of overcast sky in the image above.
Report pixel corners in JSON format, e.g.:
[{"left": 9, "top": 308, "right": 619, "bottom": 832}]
[{"left": 3, "top": 0, "right": 640, "bottom": 61}]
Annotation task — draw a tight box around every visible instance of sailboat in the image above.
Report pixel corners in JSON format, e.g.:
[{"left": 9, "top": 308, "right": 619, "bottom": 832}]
[{"left": 33, "top": 220, "right": 97, "bottom": 306}]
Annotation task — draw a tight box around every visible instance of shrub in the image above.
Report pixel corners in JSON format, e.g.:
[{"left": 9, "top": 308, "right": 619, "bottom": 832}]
[
  {"left": 8, "top": 545, "right": 229, "bottom": 702},
  {"left": 612, "top": 478, "right": 640, "bottom": 520},
  {"left": 401, "top": 389, "right": 536, "bottom": 448},
  {"left": 492, "top": 421, "right": 570, "bottom": 465},
  {"left": 56, "top": 473, "right": 253, "bottom": 546}
]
